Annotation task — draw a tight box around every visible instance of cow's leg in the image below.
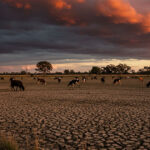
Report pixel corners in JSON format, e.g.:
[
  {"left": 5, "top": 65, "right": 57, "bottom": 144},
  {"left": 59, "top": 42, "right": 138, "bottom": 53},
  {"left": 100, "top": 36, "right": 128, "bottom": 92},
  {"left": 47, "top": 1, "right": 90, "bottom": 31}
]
[
  {"left": 11, "top": 86, "right": 15, "bottom": 91},
  {"left": 72, "top": 84, "right": 74, "bottom": 88},
  {"left": 14, "top": 86, "right": 16, "bottom": 91}
]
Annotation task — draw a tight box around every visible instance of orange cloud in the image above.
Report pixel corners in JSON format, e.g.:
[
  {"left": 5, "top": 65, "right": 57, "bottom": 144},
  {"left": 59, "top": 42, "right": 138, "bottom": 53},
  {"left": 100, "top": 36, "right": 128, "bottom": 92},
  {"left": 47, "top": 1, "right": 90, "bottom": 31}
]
[
  {"left": 142, "top": 14, "right": 150, "bottom": 33},
  {"left": 49, "top": 0, "right": 76, "bottom": 25},
  {"left": 2, "top": 0, "right": 150, "bottom": 32},
  {"left": 61, "top": 16, "right": 76, "bottom": 25},
  {"left": 97, "top": 0, "right": 142, "bottom": 24},
  {"left": 53, "top": 0, "right": 71, "bottom": 10},
  {"left": 24, "top": 3, "right": 31, "bottom": 9},
  {"left": 97, "top": 0, "right": 150, "bottom": 33},
  {"left": 15, "top": 2, "right": 23, "bottom": 9},
  {"left": 76, "top": 0, "right": 85, "bottom": 3}
]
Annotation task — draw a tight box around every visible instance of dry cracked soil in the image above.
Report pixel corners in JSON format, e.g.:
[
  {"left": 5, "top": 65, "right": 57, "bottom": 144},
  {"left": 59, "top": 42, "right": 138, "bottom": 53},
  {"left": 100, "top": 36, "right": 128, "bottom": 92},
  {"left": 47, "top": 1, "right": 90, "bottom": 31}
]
[{"left": 0, "top": 76, "right": 150, "bottom": 150}]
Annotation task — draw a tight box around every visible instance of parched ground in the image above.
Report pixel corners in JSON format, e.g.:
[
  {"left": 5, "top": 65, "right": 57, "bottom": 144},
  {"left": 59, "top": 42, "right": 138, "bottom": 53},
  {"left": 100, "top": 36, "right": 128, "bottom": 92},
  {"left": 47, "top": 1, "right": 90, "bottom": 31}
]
[{"left": 0, "top": 76, "right": 150, "bottom": 150}]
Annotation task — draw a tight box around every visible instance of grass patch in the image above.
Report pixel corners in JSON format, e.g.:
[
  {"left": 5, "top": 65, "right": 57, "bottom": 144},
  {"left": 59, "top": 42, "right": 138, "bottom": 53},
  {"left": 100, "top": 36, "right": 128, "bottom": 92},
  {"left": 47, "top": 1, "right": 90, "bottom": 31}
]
[{"left": 0, "top": 135, "right": 18, "bottom": 150}]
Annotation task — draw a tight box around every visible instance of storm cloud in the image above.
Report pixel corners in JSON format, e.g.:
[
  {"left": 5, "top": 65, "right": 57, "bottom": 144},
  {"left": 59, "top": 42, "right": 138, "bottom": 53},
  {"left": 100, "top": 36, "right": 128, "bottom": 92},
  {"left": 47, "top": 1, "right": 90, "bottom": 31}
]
[{"left": 0, "top": 0, "right": 150, "bottom": 71}]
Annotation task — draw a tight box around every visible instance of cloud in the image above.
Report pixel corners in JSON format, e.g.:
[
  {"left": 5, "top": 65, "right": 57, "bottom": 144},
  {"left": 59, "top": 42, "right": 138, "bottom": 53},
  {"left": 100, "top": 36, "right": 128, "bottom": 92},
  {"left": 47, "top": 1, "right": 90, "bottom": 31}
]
[{"left": 0, "top": 0, "right": 150, "bottom": 63}]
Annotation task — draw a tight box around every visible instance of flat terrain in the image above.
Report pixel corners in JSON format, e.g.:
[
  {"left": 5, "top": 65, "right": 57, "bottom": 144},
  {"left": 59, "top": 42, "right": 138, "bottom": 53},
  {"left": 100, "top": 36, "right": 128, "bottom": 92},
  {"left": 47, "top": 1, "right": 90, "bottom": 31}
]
[{"left": 0, "top": 76, "right": 150, "bottom": 150}]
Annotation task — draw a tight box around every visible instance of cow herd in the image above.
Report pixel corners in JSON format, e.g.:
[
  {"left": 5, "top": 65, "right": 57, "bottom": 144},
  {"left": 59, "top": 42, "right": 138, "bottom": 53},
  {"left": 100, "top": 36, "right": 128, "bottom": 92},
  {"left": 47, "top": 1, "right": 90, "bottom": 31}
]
[{"left": 0, "top": 76, "right": 150, "bottom": 91}]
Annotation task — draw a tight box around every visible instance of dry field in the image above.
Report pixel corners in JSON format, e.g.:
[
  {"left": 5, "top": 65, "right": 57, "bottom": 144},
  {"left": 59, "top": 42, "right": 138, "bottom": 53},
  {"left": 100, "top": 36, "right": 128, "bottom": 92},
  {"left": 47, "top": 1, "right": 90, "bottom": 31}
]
[{"left": 0, "top": 76, "right": 150, "bottom": 150}]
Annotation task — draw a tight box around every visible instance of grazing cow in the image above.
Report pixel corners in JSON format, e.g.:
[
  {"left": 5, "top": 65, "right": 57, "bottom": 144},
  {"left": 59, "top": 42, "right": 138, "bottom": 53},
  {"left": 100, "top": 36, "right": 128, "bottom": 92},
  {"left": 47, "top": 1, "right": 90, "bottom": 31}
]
[
  {"left": 68, "top": 79, "right": 80, "bottom": 87},
  {"left": 146, "top": 81, "right": 150, "bottom": 88},
  {"left": 54, "top": 77, "right": 62, "bottom": 83},
  {"left": 10, "top": 78, "right": 25, "bottom": 91},
  {"left": 101, "top": 77, "right": 105, "bottom": 83},
  {"left": 94, "top": 76, "right": 97, "bottom": 80},
  {"left": 57, "top": 77, "right": 62, "bottom": 83},
  {"left": 82, "top": 76, "right": 86, "bottom": 83},
  {"left": 33, "top": 77, "right": 37, "bottom": 80},
  {"left": 113, "top": 78, "right": 121, "bottom": 85},
  {"left": 37, "top": 78, "right": 46, "bottom": 85},
  {"left": 0, "top": 77, "right": 4, "bottom": 80}
]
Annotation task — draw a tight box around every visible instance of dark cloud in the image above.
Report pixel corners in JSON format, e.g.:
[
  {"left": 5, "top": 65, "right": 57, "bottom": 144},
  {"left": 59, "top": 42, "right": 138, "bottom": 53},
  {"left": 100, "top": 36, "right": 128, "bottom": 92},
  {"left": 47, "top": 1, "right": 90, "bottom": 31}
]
[{"left": 0, "top": 0, "right": 150, "bottom": 66}]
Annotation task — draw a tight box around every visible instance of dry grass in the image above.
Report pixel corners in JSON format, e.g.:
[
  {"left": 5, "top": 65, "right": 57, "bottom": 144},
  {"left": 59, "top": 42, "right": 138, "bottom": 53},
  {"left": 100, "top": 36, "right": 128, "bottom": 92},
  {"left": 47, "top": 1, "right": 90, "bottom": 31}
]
[
  {"left": 0, "top": 134, "right": 18, "bottom": 150},
  {"left": 0, "top": 133, "right": 40, "bottom": 150}
]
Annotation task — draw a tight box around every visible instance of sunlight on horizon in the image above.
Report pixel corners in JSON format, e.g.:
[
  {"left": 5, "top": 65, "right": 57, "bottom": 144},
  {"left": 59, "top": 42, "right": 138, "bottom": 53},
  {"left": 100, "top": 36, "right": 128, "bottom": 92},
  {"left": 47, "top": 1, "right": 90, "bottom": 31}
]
[{"left": 0, "top": 59, "right": 150, "bottom": 73}]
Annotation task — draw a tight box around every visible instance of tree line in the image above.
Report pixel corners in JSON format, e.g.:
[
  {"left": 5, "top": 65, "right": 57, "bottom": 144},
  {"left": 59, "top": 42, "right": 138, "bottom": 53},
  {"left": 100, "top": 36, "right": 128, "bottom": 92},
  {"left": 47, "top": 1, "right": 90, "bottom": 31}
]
[
  {"left": 0, "top": 61, "right": 150, "bottom": 75},
  {"left": 90, "top": 64, "right": 132, "bottom": 74}
]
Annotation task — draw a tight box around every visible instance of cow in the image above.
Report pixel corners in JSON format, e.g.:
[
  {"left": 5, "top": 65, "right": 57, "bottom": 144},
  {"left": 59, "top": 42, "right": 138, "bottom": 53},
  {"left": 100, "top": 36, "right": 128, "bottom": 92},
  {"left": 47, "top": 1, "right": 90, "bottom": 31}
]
[
  {"left": 82, "top": 76, "right": 86, "bottom": 83},
  {"left": 0, "top": 77, "right": 4, "bottom": 80},
  {"left": 113, "top": 78, "right": 121, "bottom": 85},
  {"left": 54, "top": 77, "right": 62, "bottom": 83},
  {"left": 37, "top": 78, "right": 46, "bottom": 85},
  {"left": 101, "top": 77, "right": 105, "bottom": 83},
  {"left": 68, "top": 78, "right": 80, "bottom": 87},
  {"left": 146, "top": 81, "right": 150, "bottom": 88},
  {"left": 10, "top": 78, "right": 25, "bottom": 91}
]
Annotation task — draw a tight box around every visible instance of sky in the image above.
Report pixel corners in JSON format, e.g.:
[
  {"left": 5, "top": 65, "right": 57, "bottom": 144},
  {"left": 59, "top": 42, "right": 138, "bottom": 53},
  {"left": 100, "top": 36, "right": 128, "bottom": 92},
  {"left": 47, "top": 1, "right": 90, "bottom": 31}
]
[{"left": 0, "top": 0, "right": 150, "bottom": 72}]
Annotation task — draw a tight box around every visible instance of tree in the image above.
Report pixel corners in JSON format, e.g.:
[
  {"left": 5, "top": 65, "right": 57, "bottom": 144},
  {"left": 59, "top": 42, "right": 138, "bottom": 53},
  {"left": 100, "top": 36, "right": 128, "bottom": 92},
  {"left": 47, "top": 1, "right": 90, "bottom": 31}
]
[
  {"left": 116, "top": 64, "right": 131, "bottom": 74},
  {"left": 101, "top": 64, "right": 131, "bottom": 74},
  {"left": 70, "top": 70, "right": 75, "bottom": 74},
  {"left": 103, "top": 64, "right": 117, "bottom": 74},
  {"left": 20, "top": 70, "right": 27, "bottom": 75},
  {"left": 138, "top": 66, "right": 150, "bottom": 74},
  {"left": 64, "top": 69, "right": 70, "bottom": 75},
  {"left": 35, "top": 61, "right": 53, "bottom": 74},
  {"left": 90, "top": 66, "right": 101, "bottom": 74}
]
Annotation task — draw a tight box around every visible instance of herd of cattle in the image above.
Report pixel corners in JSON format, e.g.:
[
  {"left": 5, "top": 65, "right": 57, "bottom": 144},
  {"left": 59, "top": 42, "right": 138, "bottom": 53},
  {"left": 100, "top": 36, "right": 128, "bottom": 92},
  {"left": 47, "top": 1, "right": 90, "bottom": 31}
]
[{"left": 0, "top": 76, "right": 150, "bottom": 91}]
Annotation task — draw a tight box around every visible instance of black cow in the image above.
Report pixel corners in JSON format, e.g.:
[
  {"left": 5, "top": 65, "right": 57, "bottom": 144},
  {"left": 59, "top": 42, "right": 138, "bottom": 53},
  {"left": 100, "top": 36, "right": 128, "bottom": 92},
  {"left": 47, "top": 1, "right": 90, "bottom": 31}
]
[
  {"left": 146, "top": 81, "right": 150, "bottom": 88},
  {"left": 101, "top": 77, "right": 105, "bottom": 83},
  {"left": 113, "top": 78, "right": 121, "bottom": 85},
  {"left": 10, "top": 78, "right": 25, "bottom": 91}
]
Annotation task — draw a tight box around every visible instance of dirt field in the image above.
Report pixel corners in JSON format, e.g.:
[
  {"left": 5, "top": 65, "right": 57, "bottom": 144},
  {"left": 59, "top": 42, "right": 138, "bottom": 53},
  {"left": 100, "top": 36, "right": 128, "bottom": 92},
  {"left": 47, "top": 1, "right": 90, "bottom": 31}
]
[{"left": 0, "top": 76, "right": 150, "bottom": 150}]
